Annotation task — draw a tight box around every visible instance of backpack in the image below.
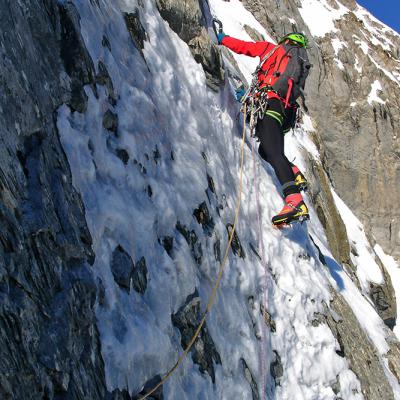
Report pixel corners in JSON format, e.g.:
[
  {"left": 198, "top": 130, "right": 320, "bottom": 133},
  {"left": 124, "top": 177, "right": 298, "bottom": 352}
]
[{"left": 258, "top": 43, "right": 311, "bottom": 103}]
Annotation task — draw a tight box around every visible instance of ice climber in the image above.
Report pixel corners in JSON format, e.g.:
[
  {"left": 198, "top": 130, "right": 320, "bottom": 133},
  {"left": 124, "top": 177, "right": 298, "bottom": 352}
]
[{"left": 217, "top": 30, "right": 311, "bottom": 226}]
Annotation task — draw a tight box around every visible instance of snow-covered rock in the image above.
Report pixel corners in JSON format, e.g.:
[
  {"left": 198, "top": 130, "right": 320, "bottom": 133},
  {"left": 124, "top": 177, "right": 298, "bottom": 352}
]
[{"left": 1, "top": 0, "right": 399, "bottom": 399}]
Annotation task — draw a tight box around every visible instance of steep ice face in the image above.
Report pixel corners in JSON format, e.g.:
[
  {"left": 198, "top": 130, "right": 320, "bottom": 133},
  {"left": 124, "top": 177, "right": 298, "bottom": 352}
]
[{"left": 57, "top": 0, "right": 400, "bottom": 399}]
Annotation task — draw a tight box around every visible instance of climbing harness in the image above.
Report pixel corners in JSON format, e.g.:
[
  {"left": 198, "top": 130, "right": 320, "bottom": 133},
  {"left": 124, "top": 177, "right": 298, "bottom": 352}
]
[
  {"left": 239, "top": 41, "right": 287, "bottom": 136},
  {"left": 242, "top": 86, "right": 269, "bottom": 136},
  {"left": 138, "top": 105, "right": 248, "bottom": 400}
]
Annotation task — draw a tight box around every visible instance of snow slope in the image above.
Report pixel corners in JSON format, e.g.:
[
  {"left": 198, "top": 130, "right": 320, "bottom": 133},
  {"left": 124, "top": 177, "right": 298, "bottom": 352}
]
[{"left": 57, "top": 0, "right": 400, "bottom": 398}]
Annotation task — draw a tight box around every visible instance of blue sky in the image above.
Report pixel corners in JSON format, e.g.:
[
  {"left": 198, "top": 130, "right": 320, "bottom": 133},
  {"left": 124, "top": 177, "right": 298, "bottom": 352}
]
[{"left": 356, "top": 0, "right": 399, "bottom": 33}]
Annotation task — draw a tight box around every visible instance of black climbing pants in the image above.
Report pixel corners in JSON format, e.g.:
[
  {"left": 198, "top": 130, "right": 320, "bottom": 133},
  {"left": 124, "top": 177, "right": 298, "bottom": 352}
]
[{"left": 256, "top": 98, "right": 298, "bottom": 196}]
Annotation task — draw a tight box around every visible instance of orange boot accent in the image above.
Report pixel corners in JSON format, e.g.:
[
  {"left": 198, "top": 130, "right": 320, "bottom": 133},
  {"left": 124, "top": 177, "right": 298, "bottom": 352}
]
[
  {"left": 291, "top": 165, "right": 308, "bottom": 191},
  {"left": 272, "top": 193, "right": 309, "bottom": 226}
]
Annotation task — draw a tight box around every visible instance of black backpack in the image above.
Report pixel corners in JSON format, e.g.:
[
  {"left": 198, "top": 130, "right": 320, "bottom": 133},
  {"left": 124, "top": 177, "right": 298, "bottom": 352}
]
[{"left": 268, "top": 43, "right": 311, "bottom": 102}]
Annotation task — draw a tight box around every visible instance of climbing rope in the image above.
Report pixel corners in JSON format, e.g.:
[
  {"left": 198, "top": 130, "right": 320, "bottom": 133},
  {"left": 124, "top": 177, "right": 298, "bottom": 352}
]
[
  {"left": 251, "top": 133, "right": 270, "bottom": 399},
  {"left": 138, "top": 104, "right": 248, "bottom": 399}
]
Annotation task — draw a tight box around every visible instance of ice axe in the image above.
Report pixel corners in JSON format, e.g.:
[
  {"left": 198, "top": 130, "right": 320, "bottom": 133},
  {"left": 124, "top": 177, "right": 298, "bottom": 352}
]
[{"left": 212, "top": 18, "right": 223, "bottom": 36}]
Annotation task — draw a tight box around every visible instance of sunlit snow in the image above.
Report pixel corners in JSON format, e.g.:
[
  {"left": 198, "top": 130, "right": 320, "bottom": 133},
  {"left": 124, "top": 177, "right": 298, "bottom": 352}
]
[
  {"left": 367, "top": 80, "right": 386, "bottom": 105},
  {"left": 299, "top": 0, "right": 348, "bottom": 37}
]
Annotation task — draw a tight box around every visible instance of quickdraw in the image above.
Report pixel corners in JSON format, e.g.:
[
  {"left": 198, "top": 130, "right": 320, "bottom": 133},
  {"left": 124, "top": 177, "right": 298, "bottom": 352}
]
[
  {"left": 242, "top": 88, "right": 268, "bottom": 136},
  {"left": 241, "top": 83, "right": 274, "bottom": 136},
  {"left": 241, "top": 81, "right": 299, "bottom": 136}
]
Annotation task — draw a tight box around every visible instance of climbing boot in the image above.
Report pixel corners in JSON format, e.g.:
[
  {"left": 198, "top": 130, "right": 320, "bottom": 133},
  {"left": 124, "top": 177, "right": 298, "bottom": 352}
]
[
  {"left": 272, "top": 193, "right": 309, "bottom": 227},
  {"left": 292, "top": 165, "right": 308, "bottom": 191}
]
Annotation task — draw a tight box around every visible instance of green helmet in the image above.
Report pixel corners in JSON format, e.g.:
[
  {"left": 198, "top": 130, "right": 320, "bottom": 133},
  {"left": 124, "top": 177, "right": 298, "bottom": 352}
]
[{"left": 279, "top": 32, "right": 308, "bottom": 47}]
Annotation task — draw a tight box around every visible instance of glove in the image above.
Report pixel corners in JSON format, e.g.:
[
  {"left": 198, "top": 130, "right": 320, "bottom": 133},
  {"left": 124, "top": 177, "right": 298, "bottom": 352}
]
[
  {"left": 235, "top": 85, "right": 246, "bottom": 102},
  {"left": 217, "top": 32, "right": 227, "bottom": 44}
]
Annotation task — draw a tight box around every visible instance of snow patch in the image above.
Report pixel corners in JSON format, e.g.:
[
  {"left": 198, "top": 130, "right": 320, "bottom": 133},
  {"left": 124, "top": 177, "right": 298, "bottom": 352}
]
[
  {"left": 368, "top": 55, "right": 400, "bottom": 86},
  {"left": 332, "top": 191, "right": 384, "bottom": 291},
  {"left": 353, "top": 37, "right": 369, "bottom": 54},
  {"left": 293, "top": 114, "right": 320, "bottom": 161},
  {"left": 332, "top": 37, "right": 346, "bottom": 55},
  {"left": 367, "top": 80, "right": 386, "bottom": 105},
  {"left": 354, "top": 56, "right": 362, "bottom": 73},
  {"left": 299, "top": 0, "right": 348, "bottom": 37},
  {"left": 331, "top": 37, "right": 346, "bottom": 69}
]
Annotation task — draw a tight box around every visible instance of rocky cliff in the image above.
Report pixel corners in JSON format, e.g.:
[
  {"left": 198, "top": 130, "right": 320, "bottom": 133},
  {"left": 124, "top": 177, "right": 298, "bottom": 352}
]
[
  {"left": 0, "top": 2, "right": 109, "bottom": 398},
  {"left": 0, "top": 0, "right": 399, "bottom": 399},
  {"left": 241, "top": 0, "right": 400, "bottom": 261}
]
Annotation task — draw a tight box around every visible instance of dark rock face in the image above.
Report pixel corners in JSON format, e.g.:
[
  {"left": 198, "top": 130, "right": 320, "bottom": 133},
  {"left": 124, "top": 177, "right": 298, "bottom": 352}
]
[
  {"left": 96, "top": 61, "right": 117, "bottom": 106},
  {"left": 213, "top": 236, "right": 221, "bottom": 263},
  {"left": 103, "top": 109, "right": 119, "bottom": 134},
  {"left": 110, "top": 246, "right": 148, "bottom": 294},
  {"left": 241, "top": 358, "right": 260, "bottom": 400},
  {"left": 124, "top": 10, "right": 148, "bottom": 54},
  {"left": 171, "top": 290, "right": 222, "bottom": 383},
  {"left": 155, "top": 0, "right": 203, "bottom": 43},
  {"left": 59, "top": 2, "right": 96, "bottom": 113},
  {"left": 155, "top": 0, "right": 224, "bottom": 89},
  {"left": 133, "top": 257, "right": 148, "bottom": 295},
  {"left": 270, "top": 351, "right": 283, "bottom": 387},
  {"left": 324, "top": 290, "right": 396, "bottom": 400},
  {"left": 307, "top": 159, "right": 351, "bottom": 266},
  {"left": 116, "top": 148, "right": 130, "bottom": 165},
  {"left": 111, "top": 245, "right": 135, "bottom": 292},
  {"left": 193, "top": 201, "right": 215, "bottom": 237},
  {"left": 160, "top": 235, "right": 174, "bottom": 258},
  {"left": 226, "top": 223, "right": 245, "bottom": 259},
  {"left": 176, "top": 221, "right": 203, "bottom": 265},
  {"left": 370, "top": 278, "right": 396, "bottom": 330},
  {"left": 0, "top": 1, "right": 108, "bottom": 398}
]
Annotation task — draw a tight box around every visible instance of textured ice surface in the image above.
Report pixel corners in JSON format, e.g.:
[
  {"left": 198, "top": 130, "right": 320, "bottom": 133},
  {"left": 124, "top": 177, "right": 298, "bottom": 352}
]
[{"left": 57, "top": 0, "right": 400, "bottom": 398}]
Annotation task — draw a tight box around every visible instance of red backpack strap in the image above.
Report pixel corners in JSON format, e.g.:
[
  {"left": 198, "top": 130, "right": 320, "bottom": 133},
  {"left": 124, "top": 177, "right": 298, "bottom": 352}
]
[
  {"left": 284, "top": 78, "right": 294, "bottom": 108},
  {"left": 256, "top": 44, "right": 280, "bottom": 74}
]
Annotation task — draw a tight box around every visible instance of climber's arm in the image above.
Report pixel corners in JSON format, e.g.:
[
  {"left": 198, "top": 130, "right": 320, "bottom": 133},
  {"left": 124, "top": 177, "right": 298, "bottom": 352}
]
[{"left": 220, "top": 36, "right": 275, "bottom": 58}]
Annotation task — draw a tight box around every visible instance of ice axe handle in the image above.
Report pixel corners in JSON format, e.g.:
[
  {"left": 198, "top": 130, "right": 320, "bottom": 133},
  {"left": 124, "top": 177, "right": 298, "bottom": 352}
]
[{"left": 212, "top": 18, "right": 223, "bottom": 34}]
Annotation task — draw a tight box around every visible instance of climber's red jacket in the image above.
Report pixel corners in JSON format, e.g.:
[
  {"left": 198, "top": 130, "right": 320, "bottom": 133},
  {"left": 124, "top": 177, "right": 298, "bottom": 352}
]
[{"left": 221, "top": 36, "right": 282, "bottom": 101}]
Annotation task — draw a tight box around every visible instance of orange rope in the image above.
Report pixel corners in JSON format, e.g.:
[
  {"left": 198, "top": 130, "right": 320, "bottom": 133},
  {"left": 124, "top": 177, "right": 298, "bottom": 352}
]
[{"left": 138, "top": 104, "right": 248, "bottom": 399}]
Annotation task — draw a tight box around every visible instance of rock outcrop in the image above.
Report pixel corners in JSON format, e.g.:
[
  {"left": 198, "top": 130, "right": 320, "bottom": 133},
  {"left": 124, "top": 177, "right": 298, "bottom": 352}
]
[
  {"left": 155, "top": 0, "right": 224, "bottom": 89},
  {"left": 171, "top": 290, "right": 222, "bottom": 383},
  {"left": 0, "top": 2, "right": 108, "bottom": 398}
]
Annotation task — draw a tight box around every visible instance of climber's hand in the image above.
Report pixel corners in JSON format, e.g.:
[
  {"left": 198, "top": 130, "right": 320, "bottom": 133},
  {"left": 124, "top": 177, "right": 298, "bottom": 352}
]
[
  {"left": 235, "top": 86, "right": 246, "bottom": 102},
  {"left": 217, "top": 32, "right": 227, "bottom": 44}
]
